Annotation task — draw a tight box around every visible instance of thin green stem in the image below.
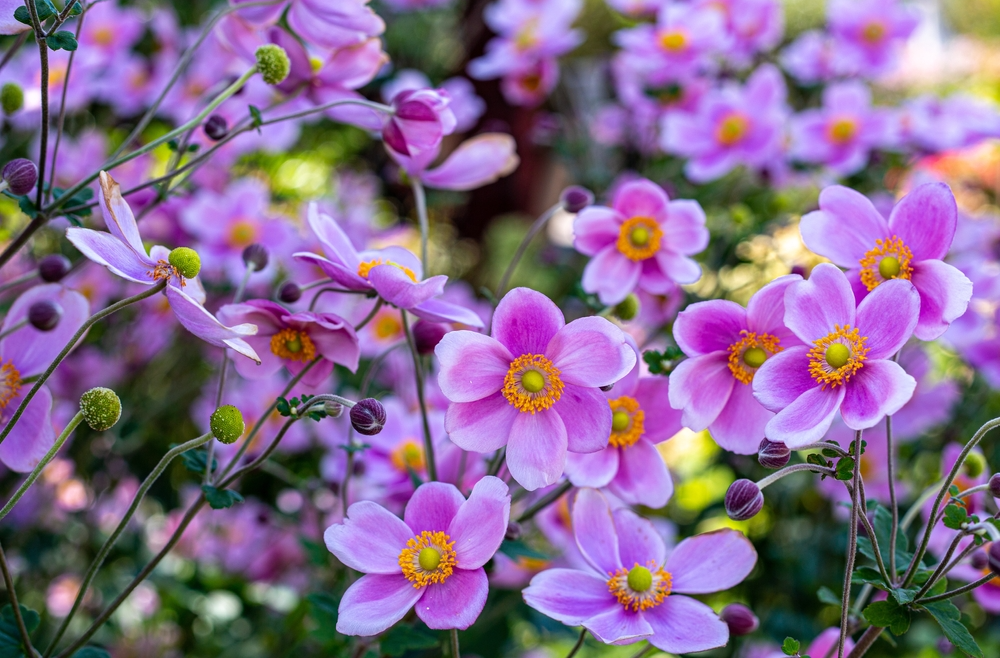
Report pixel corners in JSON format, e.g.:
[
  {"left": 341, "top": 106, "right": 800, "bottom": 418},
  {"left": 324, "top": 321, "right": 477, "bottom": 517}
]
[
  {"left": 886, "top": 411, "right": 898, "bottom": 580},
  {"left": 518, "top": 480, "right": 573, "bottom": 523},
  {"left": 0, "top": 271, "right": 38, "bottom": 295},
  {"left": 564, "top": 628, "right": 587, "bottom": 658},
  {"left": 918, "top": 573, "right": 996, "bottom": 604},
  {"left": 0, "top": 319, "right": 28, "bottom": 341},
  {"left": 401, "top": 310, "right": 437, "bottom": 481},
  {"left": 410, "top": 179, "right": 429, "bottom": 271},
  {"left": 757, "top": 463, "right": 836, "bottom": 489},
  {"left": 839, "top": 430, "right": 863, "bottom": 658},
  {"left": 496, "top": 203, "right": 561, "bottom": 298},
  {"left": 450, "top": 629, "right": 460, "bottom": 658},
  {"left": 0, "top": 539, "right": 35, "bottom": 658},
  {"left": 0, "top": 412, "right": 83, "bottom": 522}
]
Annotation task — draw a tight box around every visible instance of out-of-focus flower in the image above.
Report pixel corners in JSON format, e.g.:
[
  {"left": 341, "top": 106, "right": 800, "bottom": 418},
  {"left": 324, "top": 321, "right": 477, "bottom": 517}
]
[
  {"left": 826, "top": 0, "right": 919, "bottom": 76},
  {"left": 779, "top": 30, "right": 842, "bottom": 84},
  {"left": 614, "top": 2, "right": 727, "bottom": 75},
  {"left": 389, "top": 132, "right": 520, "bottom": 192},
  {"left": 382, "top": 71, "right": 485, "bottom": 133},
  {"left": 697, "top": 0, "right": 783, "bottom": 68},
  {"left": 383, "top": 88, "right": 457, "bottom": 159},
  {"left": 900, "top": 94, "right": 1000, "bottom": 153}
]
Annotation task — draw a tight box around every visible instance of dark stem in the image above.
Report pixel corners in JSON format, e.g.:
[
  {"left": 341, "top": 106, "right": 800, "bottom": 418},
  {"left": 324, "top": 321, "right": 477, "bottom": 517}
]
[
  {"left": 28, "top": 0, "right": 48, "bottom": 211},
  {"left": 839, "top": 430, "right": 863, "bottom": 658},
  {"left": 913, "top": 532, "right": 965, "bottom": 600},
  {"left": 450, "top": 629, "right": 461, "bottom": 658},
  {"left": 45, "top": 4, "right": 86, "bottom": 205},
  {"left": 886, "top": 411, "right": 898, "bottom": 580},
  {"left": 0, "top": 31, "right": 28, "bottom": 73},
  {"left": 518, "top": 480, "right": 573, "bottom": 523},
  {"left": 919, "top": 573, "right": 997, "bottom": 604},
  {"left": 564, "top": 628, "right": 587, "bottom": 658},
  {"left": 845, "top": 625, "right": 883, "bottom": 658},
  {"left": 401, "top": 310, "right": 438, "bottom": 481},
  {"left": 0, "top": 540, "right": 35, "bottom": 658}
]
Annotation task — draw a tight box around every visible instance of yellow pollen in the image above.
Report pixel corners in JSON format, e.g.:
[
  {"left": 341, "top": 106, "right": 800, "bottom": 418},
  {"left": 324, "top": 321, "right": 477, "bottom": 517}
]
[
  {"left": 93, "top": 27, "right": 114, "bottom": 46},
  {"left": 617, "top": 217, "right": 662, "bottom": 261},
  {"left": 390, "top": 439, "right": 425, "bottom": 473},
  {"left": 607, "top": 561, "right": 672, "bottom": 612},
  {"left": 808, "top": 324, "right": 869, "bottom": 389},
  {"left": 828, "top": 118, "right": 858, "bottom": 145},
  {"left": 309, "top": 56, "right": 323, "bottom": 73},
  {"left": 228, "top": 220, "right": 258, "bottom": 247},
  {"left": 357, "top": 258, "right": 418, "bottom": 283},
  {"left": 519, "top": 72, "right": 542, "bottom": 93},
  {"left": 399, "top": 530, "right": 456, "bottom": 588},
  {"left": 859, "top": 236, "right": 913, "bottom": 291},
  {"left": 0, "top": 361, "right": 22, "bottom": 411},
  {"left": 659, "top": 30, "right": 687, "bottom": 52},
  {"left": 269, "top": 328, "right": 316, "bottom": 362},
  {"left": 862, "top": 21, "right": 886, "bottom": 44},
  {"left": 502, "top": 354, "right": 564, "bottom": 414},
  {"left": 515, "top": 19, "right": 539, "bottom": 51},
  {"left": 728, "top": 331, "right": 782, "bottom": 385},
  {"left": 608, "top": 396, "right": 644, "bottom": 448},
  {"left": 717, "top": 113, "right": 750, "bottom": 146},
  {"left": 147, "top": 260, "right": 186, "bottom": 287},
  {"left": 373, "top": 312, "right": 402, "bottom": 340}
]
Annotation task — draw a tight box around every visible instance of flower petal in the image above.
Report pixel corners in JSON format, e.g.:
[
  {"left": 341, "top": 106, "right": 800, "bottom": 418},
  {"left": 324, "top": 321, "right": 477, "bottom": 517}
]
[
  {"left": 412, "top": 298, "right": 486, "bottom": 328},
  {"left": 420, "top": 133, "right": 519, "bottom": 191},
  {"left": 336, "top": 573, "right": 423, "bottom": 637},
  {"left": 855, "top": 279, "right": 920, "bottom": 359},
  {"left": 653, "top": 250, "right": 702, "bottom": 284},
  {"left": 566, "top": 448, "right": 619, "bottom": 488},
  {"left": 634, "top": 377, "right": 683, "bottom": 444},
  {"left": 613, "top": 179, "right": 670, "bottom": 220},
  {"left": 751, "top": 346, "right": 815, "bottom": 412},
  {"left": 667, "top": 352, "right": 735, "bottom": 431},
  {"left": 0, "top": 386, "right": 54, "bottom": 473},
  {"left": 98, "top": 171, "right": 146, "bottom": 256},
  {"left": 799, "top": 185, "right": 888, "bottom": 267},
  {"left": 415, "top": 568, "right": 489, "bottom": 629},
  {"left": 368, "top": 268, "right": 446, "bottom": 310},
  {"left": 505, "top": 410, "right": 568, "bottom": 491},
  {"left": 449, "top": 476, "right": 510, "bottom": 569},
  {"left": 764, "top": 385, "right": 845, "bottom": 448},
  {"left": 909, "top": 259, "right": 974, "bottom": 341},
  {"left": 325, "top": 501, "right": 412, "bottom": 574},
  {"left": 841, "top": 360, "right": 916, "bottom": 430},
  {"left": 404, "top": 481, "right": 466, "bottom": 534},
  {"left": 614, "top": 508, "right": 667, "bottom": 567},
  {"left": 445, "top": 393, "right": 518, "bottom": 452},
  {"left": 558, "top": 384, "right": 612, "bottom": 454},
  {"left": 709, "top": 382, "right": 773, "bottom": 455},
  {"left": 610, "top": 439, "right": 674, "bottom": 509},
  {"left": 672, "top": 300, "right": 747, "bottom": 356},
  {"left": 783, "top": 263, "right": 855, "bottom": 343},
  {"left": 644, "top": 595, "right": 729, "bottom": 654},
  {"left": 572, "top": 488, "right": 622, "bottom": 574},
  {"left": 523, "top": 569, "right": 618, "bottom": 625},
  {"left": 746, "top": 274, "right": 803, "bottom": 345},
  {"left": 574, "top": 207, "right": 622, "bottom": 256},
  {"left": 662, "top": 200, "right": 709, "bottom": 255},
  {"left": 65, "top": 228, "right": 154, "bottom": 284},
  {"left": 585, "top": 606, "right": 653, "bottom": 645},
  {"left": 548, "top": 316, "right": 635, "bottom": 387},
  {"left": 436, "top": 331, "right": 512, "bottom": 403},
  {"left": 166, "top": 286, "right": 260, "bottom": 363},
  {"left": 581, "top": 245, "right": 642, "bottom": 306},
  {"left": 492, "top": 287, "right": 565, "bottom": 357},
  {"left": 888, "top": 182, "right": 957, "bottom": 261},
  {"left": 666, "top": 529, "right": 757, "bottom": 594},
  {"left": 1, "top": 285, "right": 89, "bottom": 377}
]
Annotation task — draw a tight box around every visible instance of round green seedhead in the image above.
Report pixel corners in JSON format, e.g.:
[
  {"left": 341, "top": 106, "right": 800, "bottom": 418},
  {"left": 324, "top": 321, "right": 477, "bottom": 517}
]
[
  {"left": 80, "top": 387, "right": 122, "bottom": 432},
  {"left": 210, "top": 405, "right": 245, "bottom": 444},
  {"left": 168, "top": 247, "right": 201, "bottom": 279},
  {"left": 613, "top": 293, "right": 640, "bottom": 321},
  {"left": 1, "top": 83, "right": 24, "bottom": 115},
  {"left": 255, "top": 45, "right": 290, "bottom": 85}
]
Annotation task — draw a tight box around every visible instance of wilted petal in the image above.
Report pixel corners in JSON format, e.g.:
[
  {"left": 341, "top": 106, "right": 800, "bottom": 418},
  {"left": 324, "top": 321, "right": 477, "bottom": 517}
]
[{"left": 65, "top": 228, "right": 154, "bottom": 284}]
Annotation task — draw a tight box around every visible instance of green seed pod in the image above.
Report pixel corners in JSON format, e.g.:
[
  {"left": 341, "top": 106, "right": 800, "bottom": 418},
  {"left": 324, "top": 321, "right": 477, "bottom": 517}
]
[
  {"left": 255, "top": 44, "right": 291, "bottom": 86},
  {"left": 1, "top": 83, "right": 24, "bottom": 115},
  {"left": 613, "top": 294, "right": 640, "bottom": 322},
  {"left": 210, "top": 405, "right": 245, "bottom": 444},
  {"left": 79, "top": 387, "right": 122, "bottom": 432},
  {"left": 168, "top": 247, "right": 201, "bottom": 280},
  {"left": 964, "top": 451, "right": 987, "bottom": 479}
]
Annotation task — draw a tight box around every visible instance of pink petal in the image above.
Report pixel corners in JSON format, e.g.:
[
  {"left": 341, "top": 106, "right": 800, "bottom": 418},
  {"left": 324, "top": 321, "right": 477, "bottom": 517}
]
[
  {"left": 841, "top": 360, "right": 916, "bottom": 430},
  {"left": 799, "top": 186, "right": 888, "bottom": 267},
  {"left": 709, "top": 382, "right": 774, "bottom": 455},
  {"left": 547, "top": 316, "right": 635, "bottom": 387},
  {"left": 305, "top": 203, "right": 361, "bottom": 269},
  {"left": 558, "top": 384, "right": 613, "bottom": 454},
  {"left": 232, "top": 336, "right": 284, "bottom": 381},
  {"left": 910, "top": 259, "right": 974, "bottom": 341},
  {"left": 751, "top": 346, "right": 815, "bottom": 412},
  {"left": 613, "top": 179, "right": 670, "bottom": 220},
  {"left": 404, "top": 482, "right": 466, "bottom": 534},
  {"left": 586, "top": 606, "right": 653, "bottom": 645},
  {"left": 368, "top": 268, "right": 446, "bottom": 309},
  {"left": 574, "top": 207, "right": 623, "bottom": 256},
  {"left": 293, "top": 252, "right": 370, "bottom": 291},
  {"left": 412, "top": 298, "right": 486, "bottom": 328},
  {"left": 633, "top": 378, "right": 682, "bottom": 444},
  {"left": 614, "top": 508, "right": 667, "bottom": 567},
  {"left": 97, "top": 171, "right": 146, "bottom": 255},
  {"left": 0, "top": 386, "right": 54, "bottom": 473},
  {"left": 1, "top": 285, "right": 89, "bottom": 378},
  {"left": 415, "top": 568, "right": 489, "bottom": 630},
  {"left": 572, "top": 488, "right": 622, "bottom": 574},
  {"left": 436, "top": 331, "right": 512, "bottom": 403},
  {"left": 662, "top": 200, "right": 709, "bottom": 255},
  {"left": 855, "top": 279, "right": 920, "bottom": 359},
  {"left": 666, "top": 529, "right": 757, "bottom": 593},
  {"left": 746, "top": 274, "right": 803, "bottom": 344},
  {"left": 505, "top": 409, "right": 568, "bottom": 491},
  {"left": 445, "top": 393, "right": 518, "bottom": 453},
  {"left": 764, "top": 385, "right": 845, "bottom": 448},
  {"left": 448, "top": 476, "right": 511, "bottom": 569},
  {"left": 610, "top": 439, "right": 674, "bottom": 509},
  {"left": 888, "top": 182, "right": 957, "bottom": 261},
  {"left": 653, "top": 250, "right": 702, "bottom": 284},
  {"left": 672, "top": 300, "right": 747, "bottom": 356},
  {"left": 421, "top": 133, "right": 519, "bottom": 191},
  {"left": 644, "top": 595, "right": 729, "bottom": 654},
  {"left": 523, "top": 569, "right": 619, "bottom": 624},
  {"left": 784, "top": 263, "right": 856, "bottom": 343},
  {"left": 667, "top": 352, "right": 735, "bottom": 431},
  {"left": 336, "top": 573, "right": 423, "bottom": 636},
  {"left": 65, "top": 228, "right": 154, "bottom": 284},
  {"left": 166, "top": 286, "right": 260, "bottom": 363},
  {"left": 566, "top": 448, "right": 619, "bottom": 488},
  {"left": 492, "top": 287, "right": 565, "bottom": 357},
  {"left": 581, "top": 245, "right": 642, "bottom": 306},
  {"left": 324, "top": 501, "right": 412, "bottom": 574}
]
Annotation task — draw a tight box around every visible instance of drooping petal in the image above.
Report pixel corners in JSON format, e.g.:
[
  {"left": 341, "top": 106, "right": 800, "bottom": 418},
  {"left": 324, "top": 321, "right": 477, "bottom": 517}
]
[
  {"left": 799, "top": 185, "right": 888, "bottom": 267},
  {"left": 585, "top": 607, "right": 653, "bottom": 645},
  {"left": 841, "top": 360, "right": 916, "bottom": 430},
  {"left": 667, "top": 352, "right": 735, "bottom": 431},
  {"left": 492, "top": 287, "right": 565, "bottom": 356},
  {"left": 436, "top": 331, "right": 512, "bottom": 403},
  {"left": 523, "top": 569, "right": 619, "bottom": 625},
  {"left": 783, "top": 263, "right": 855, "bottom": 343},
  {"left": 565, "top": 448, "right": 619, "bottom": 488},
  {"left": 0, "top": 386, "right": 54, "bottom": 473},
  {"left": 97, "top": 171, "right": 147, "bottom": 256},
  {"left": 505, "top": 410, "right": 568, "bottom": 491},
  {"left": 709, "top": 382, "right": 773, "bottom": 455},
  {"left": 610, "top": 439, "right": 674, "bottom": 509},
  {"left": 909, "top": 259, "right": 974, "bottom": 341},
  {"left": 888, "top": 182, "right": 957, "bottom": 262},
  {"left": 404, "top": 482, "right": 466, "bottom": 534},
  {"left": 672, "top": 300, "right": 747, "bottom": 356},
  {"left": 368, "top": 268, "right": 446, "bottom": 310},
  {"left": 557, "top": 384, "right": 612, "bottom": 454},
  {"left": 765, "top": 385, "right": 845, "bottom": 448},
  {"left": 324, "top": 501, "right": 412, "bottom": 574},
  {"left": 751, "top": 346, "right": 815, "bottom": 412},
  {"left": 448, "top": 476, "right": 511, "bottom": 569},
  {"left": 572, "top": 488, "right": 622, "bottom": 574},
  {"left": 614, "top": 508, "right": 667, "bottom": 568},
  {"left": 65, "top": 228, "right": 154, "bottom": 284},
  {"left": 2, "top": 285, "right": 89, "bottom": 378},
  {"left": 854, "top": 279, "right": 920, "bottom": 359},
  {"left": 292, "top": 252, "right": 370, "bottom": 291},
  {"left": 644, "top": 595, "right": 729, "bottom": 655},
  {"left": 444, "top": 393, "right": 518, "bottom": 453},
  {"left": 420, "top": 134, "right": 519, "bottom": 191},
  {"left": 581, "top": 245, "right": 642, "bottom": 306},
  {"left": 415, "top": 568, "right": 489, "bottom": 630},
  {"left": 666, "top": 529, "right": 757, "bottom": 594},
  {"left": 336, "top": 573, "right": 423, "bottom": 637},
  {"left": 231, "top": 336, "right": 283, "bottom": 381},
  {"left": 548, "top": 316, "right": 635, "bottom": 387},
  {"left": 165, "top": 286, "right": 260, "bottom": 363}
]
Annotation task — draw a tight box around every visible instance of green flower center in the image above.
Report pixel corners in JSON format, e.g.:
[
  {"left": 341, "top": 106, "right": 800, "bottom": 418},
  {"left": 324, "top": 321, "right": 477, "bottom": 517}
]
[
  {"left": 612, "top": 410, "right": 631, "bottom": 432},
  {"left": 627, "top": 565, "right": 653, "bottom": 592},
  {"left": 521, "top": 370, "right": 545, "bottom": 393},
  {"left": 742, "top": 347, "right": 767, "bottom": 368},
  {"left": 879, "top": 256, "right": 901, "bottom": 280},
  {"left": 825, "top": 343, "right": 851, "bottom": 369},
  {"left": 418, "top": 547, "right": 441, "bottom": 571},
  {"left": 630, "top": 227, "right": 650, "bottom": 247},
  {"left": 285, "top": 336, "right": 302, "bottom": 353}
]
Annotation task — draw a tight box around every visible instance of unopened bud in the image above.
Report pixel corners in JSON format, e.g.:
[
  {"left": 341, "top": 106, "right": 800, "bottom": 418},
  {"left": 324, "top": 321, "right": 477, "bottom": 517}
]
[
  {"left": 28, "top": 300, "right": 62, "bottom": 331},
  {"left": 242, "top": 243, "right": 269, "bottom": 271},
  {"left": 277, "top": 281, "right": 301, "bottom": 303},
  {"left": 210, "top": 405, "right": 245, "bottom": 444},
  {"left": 560, "top": 185, "right": 594, "bottom": 214},
  {"left": 1, "top": 83, "right": 23, "bottom": 114},
  {"left": 2, "top": 159, "right": 38, "bottom": 196},
  {"left": 38, "top": 254, "right": 71, "bottom": 282},
  {"left": 725, "top": 479, "right": 763, "bottom": 521},
  {"left": 323, "top": 400, "right": 344, "bottom": 418},
  {"left": 965, "top": 451, "right": 987, "bottom": 478},
  {"left": 613, "top": 294, "right": 640, "bottom": 322},
  {"left": 204, "top": 114, "right": 228, "bottom": 141},
  {"left": 989, "top": 542, "right": 1000, "bottom": 576},
  {"left": 721, "top": 603, "right": 759, "bottom": 636},
  {"left": 79, "top": 387, "right": 121, "bottom": 432},
  {"left": 989, "top": 473, "right": 1000, "bottom": 498},
  {"left": 504, "top": 521, "right": 522, "bottom": 542},
  {"left": 413, "top": 320, "right": 449, "bottom": 355},
  {"left": 970, "top": 549, "right": 989, "bottom": 571},
  {"left": 600, "top": 383, "right": 614, "bottom": 392},
  {"left": 168, "top": 247, "right": 201, "bottom": 279},
  {"left": 255, "top": 44, "right": 290, "bottom": 85},
  {"left": 350, "top": 398, "right": 386, "bottom": 436},
  {"left": 758, "top": 439, "right": 790, "bottom": 470}
]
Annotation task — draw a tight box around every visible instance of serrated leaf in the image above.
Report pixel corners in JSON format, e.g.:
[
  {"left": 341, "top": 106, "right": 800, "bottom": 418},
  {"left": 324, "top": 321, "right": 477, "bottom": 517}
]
[
  {"left": 498, "top": 539, "right": 549, "bottom": 561},
  {"left": 835, "top": 457, "right": 855, "bottom": 480},
  {"left": 862, "top": 599, "right": 911, "bottom": 636},
  {"left": 921, "top": 601, "right": 983, "bottom": 658},
  {"left": 47, "top": 31, "right": 78, "bottom": 52},
  {"left": 944, "top": 504, "right": 968, "bottom": 531},
  {"left": 17, "top": 195, "right": 38, "bottom": 219},
  {"left": 821, "top": 448, "right": 840, "bottom": 457},
  {"left": 782, "top": 637, "right": 800, "bottom": 655},
  {"left": 0, "top": 605, "right": 41, "bottom": 658},
  {"left": 201, "top": 485, "right": 244, "bottom": 509},
  {"left": 891, "top": 587, "right": 919, "bottom": 605},
  {"left": 276, "top": 397, "right": 291, "bottom": 416},
  {"left": 380, "top": 625, "right": 439, "bottom": 657},
  {"left": 72, "top": 648, "right": 111, "bottom": 658},
  {"left": 817, "top": 585, "right": 841, "bottom": 607}
]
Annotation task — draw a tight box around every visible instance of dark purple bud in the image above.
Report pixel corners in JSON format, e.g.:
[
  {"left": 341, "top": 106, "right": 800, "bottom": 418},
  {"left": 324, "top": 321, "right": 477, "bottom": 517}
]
[
  {"left": 989, "top": 542, "right": 1000, "bottom": 576},
  {"left": 721, "top": 603, "right": 759, "bottom": 636},
  {"left": 350, "top": 398, "right": 386, "bottom": 436},
  {"left": 600, "top": 383, "right": 614, "bottom": 392},
  {"left": 560, "top": 185, "right": 594, "bottom": 213},
  {"left": 504, "top": 521, "right": 522, "bottom": 542},
  {"left": 791, "top": 265, "right": 807, "bottom": 278},
  {"left": 28, "top": 300, "right": 62, "bottom": 331},
  {"left": 2, "top": 159, "right": 38, "bottom": 196},
  {"left": 989, "top": 473, "right": 1000, "bottom": 498},
  {"left": 242, "top": 243, "right": 269, "bottom": 271},
  {"left": 277, "top": 281, "right": 301, "bottom": 303},
  {"left": 725, "top": 479, "right": 763, "bottom": 521},
  {"left": 204, "top": 114, "right": 228, "bottom": 141},
  {"left": 970, "top": 549, "right": 989, "bottom": 571},
  {"left": 412, "top": 320, "right": 449, "bottom": 355},
  {"left": 38, "top": 254, "right": 71, "bottom": 282},
  {"left": 758, "top": 438, "right": 790, "bottom": 470}
]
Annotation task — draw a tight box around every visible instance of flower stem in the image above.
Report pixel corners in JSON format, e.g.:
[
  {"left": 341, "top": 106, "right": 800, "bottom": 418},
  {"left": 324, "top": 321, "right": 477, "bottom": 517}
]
[
  {"left": 450, "top": 629, "right": 461, "bottom": 658},
  {"left": 839, "top": 429, "right": 863, "bottom": 658},
  {"left": 401, "top": 310, "right": 437, "bottom": 481},
  {"left": 0, "top": 280, "right": 167, "bottom": 451},
  {"left": 0, "top": 319, "right": 28, "bottom": 341},
  {"left": 518, "top": 480, "right": 573, "bottom": 523},
  {"left": 353, "top": 298, "right": 384, "bottom": 331},
  {"left": 0, "top": 270, "right": 38, "bottom": 295},
  {"left": 410, "top": 179, "right": 430, "bottom": 272},
  {"left": 496, "top": 203, "right": 562, "bottom": 299},
  {"left": 0, "top": 539, "right": 34, "bottom": 658},
  {"left": 565, "top": 628, "right": 587, "bottom": 658},
  {"left": 756, "top": 463, "right": 837, "bottom": 489},
  {"left": 919, "top": 572, "right": 996, "bottom": 604},
  {"left": 846, "top": 625, "right": 883, "bottom": 658},
  {"left": 886, "top": 411, "right": 898, "bottom": 580},
  {"left": 27, "top": 0, "right": 48, "bottom": 212},
  {"left": 46, "top": 5, "right": 86, "bottom": 206}
]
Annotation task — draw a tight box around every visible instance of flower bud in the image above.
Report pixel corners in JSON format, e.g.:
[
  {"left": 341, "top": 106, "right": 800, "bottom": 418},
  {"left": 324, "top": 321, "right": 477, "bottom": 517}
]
[
  {"left": 721, "top": 603, "right": 759, "bottom": 636},
  {"left": 38, "top": 254, "right": 71, "bottom": 282},
  {"left": 255, "top": 44, "right": 290, "bottom": 85},
  {"left": 210, "top": 405, "right": 245, "bottom": 444},
  {"left": 758, "top": 438, "right": 790, "bottom": 469},
  {"left": 725, "top": 479, "right": 763, "bottom": 521},
  {"left": 560, "top": 185, "right": 594, "bottom": 213},
  {"left": 989, "top": 473, "right": 1000, "bottom": 498},
  {"left": 242, "top": 243, "right": 269, "bottom": 271},
  {"left": 324, "top": 400, "right": 345, "bottom": 418},
  {"left": 350, "top": 398, "right": 386, "bottom": 436},
  {"left": 613, "top": 294, "right": 640, "bottom": 322},
  {"left": 600, "top": 383, "right": 614, "bottom": 392},
  {"left": 1, "top": 83, "right": 23, "bottom": 114},
  {"left": 970, "top": 549, "right": 989, "bottom": 571},
  {"left": 989, "top": 542, "right": 1000, "bottom": 576},
  {"left": 28, "top": 300, "right": 62, "bottom": 331},
  {"left": 168, "top": 247, "right": 201, "bottom": 279},
  {"left": 2, "top": 159, "right": 38, "bottom": 196},
  {"left": 204, "top": 114, "right": 228, "bottom": 141},
  {"left": 277, "top": 281, "right": 301, "bottom": 303},
  {"left": 964, "top": 451, "right": 987, "bottom": 478},
  {"left": 505, "top": 521, "right": 522, "bottom": 542},
  {"left": 412, "top": 320, "right": 449, "bottom": 355},
  {"left": 79, "top": 387, "right": 121, "bottom": 432}
]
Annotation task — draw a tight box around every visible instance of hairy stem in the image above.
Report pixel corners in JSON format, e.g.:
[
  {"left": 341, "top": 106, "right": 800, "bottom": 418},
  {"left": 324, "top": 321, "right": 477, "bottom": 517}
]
[
  {"left": 0, "top": 539, "right": 35, "bottom": 658},
  {"left": 450, "top": 629, "right": 461, "bottom": 658},
  {"left": 919, "top": 572, "right": 996, "bottom": 604},
  {"left": 839, "top": 430, "right": 863, "bottom": 658},
  {"left": 886, "top": 412, "right": 898, "bottom": 580},
  {"left": 401, "top": 310, "right": 437, "bottom": 481},
  {"left": 411, "top": 179, "right": 430, "bottom": 272},
  {"left": 846, "top": 625, "right": 883, "bottom": 658}
]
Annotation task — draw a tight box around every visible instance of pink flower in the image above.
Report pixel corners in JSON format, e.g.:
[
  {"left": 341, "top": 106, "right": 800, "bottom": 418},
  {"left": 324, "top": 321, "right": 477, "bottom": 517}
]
[
  {"left": 325, "top": 476, "right": 510, "bottom": 635},
  {"left": 435, "top": 288, "right": 636, "bottom": 490},
  {"left": 390, "top": 133, "right": 520, "bottom": 192},
  {"left": 573, "top": 178, "right": 708, "bottom": 306},
  {"left": 383, "top": 89, "right": 457, "bottom": 159},
  {"left": 523, "top": 488, "right": 756, "bottom": 652},
  {"left": 752, "top": 264, "right": 919, "bottom": 448},
  {"left": 668, "top": 274, "right": 802, "bottom": 454},
  {"left": 614, "top": 2, "right": 727, "bottom": 74},
  {"left": 827, "top": 0, "right": 918, "bottom": 75},
  {"left": 799, "top": 183, "right": 973, "bottom": 340}
]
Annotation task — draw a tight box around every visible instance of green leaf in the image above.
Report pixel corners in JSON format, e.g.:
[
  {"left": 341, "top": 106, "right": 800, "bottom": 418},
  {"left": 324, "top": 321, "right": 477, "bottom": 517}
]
[
  {"left": 307, "top": 592, "right": 340, "bottom": 643},
  {"left": 276, "top": 397, "right": 291, "bottom": 417},
  {"left": 16, "top": 196, "right": 38, "bottom": 219},
  {"left": 862, "top": 599, "right": 911, "bottom": 636},
  {"left": 177, "top": 446, "right": 216, "bottom": 475},
  {"left": 817, "top": 586, "right": 841, "bottom": 607},
  {"left": 201, "top": 485, "right": 245, "bottom": 509},
  {"left": 300, "top": 538, "right": 329, "bottom": 566},
  {"left": 380, "top": 625, "right": 439, "bottom": 657},
  {"left": 835, "top": 456, "right": 855, "bottom": 481},
  {"left": 890, "top": 587, "right": 919, "bottom": 605},
  {"left": 853, "top": 566, "right": 888, "bottom": 589},
  {"left": 47, "top": 31, "right": 78, "bottom": 52},
  {"left": 13, "top": 7, "right": 30, "bottom": 25},
  {"left": 68, "top": 1, "right": 83, "bottom": 16},
  {"left": 943, "top": 504, "right": 968, "bottom": 531},
  {"left": 781, "top": 637, "right": 800, "bottom": 655},
  {"left": 35, "top": 0, "right": 57, "bottom": 21},
  {"left": 0, "top": 605, "right": 41, "bottom": 658},
  {"left": 949, "top": 484, "right": 961, "bottom": 497},
  {"left": 249, "top": 105, "right": 263, "bottom": 133},
  {"left": 498, "top": 539, "right": 549, "bottom": 561},
  {"left": 807, "top": 453, "right": 830, "bottom": 468},
  {"left": 821, "top": 448, "right": 841, "bottom": 458},
  {"left": 338, "top": 443, "right": 370, "bottom": 455},
  {"left": 872, "top": 503, "right": 913, "bottom": 568},
  {"left": 72, "top": 648, "right": 111, "bottom": 658},
  {"left": 921, "top": 601, "right": 983, "bottom": 658}
]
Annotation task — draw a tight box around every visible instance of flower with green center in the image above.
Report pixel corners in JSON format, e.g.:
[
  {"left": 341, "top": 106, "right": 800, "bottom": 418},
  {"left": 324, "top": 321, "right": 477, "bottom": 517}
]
[
  {"left": 168, "top": 247, "right": 201, "bottom": 280},
  {"left": 627, "top": 565, "right": 653, "bottom": 592},
  {"left": 742, "top": 347, "right": 767, "bottom": 369}
]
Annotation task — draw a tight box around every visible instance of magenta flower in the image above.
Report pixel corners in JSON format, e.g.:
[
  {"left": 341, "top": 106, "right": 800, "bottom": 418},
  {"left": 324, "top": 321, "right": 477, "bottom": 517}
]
[
  {"left": 383, "top": 88, "right": 457, "bottom": 159},
  {"left": 698, "top": 0, "right": 784, "bottom": 68},
  {"left": 573, "top": 178, "right": 708, "bottom": 306},
  {"left": 0, "top": 285, "right": 89, "bottom": 472},
  {"left": 613, "top": 2, "right": 727, "bottom": 74},
  {"left": 668, "top": 274, "right": 802, "bottom": 454},
  {"left": 217, "top": 300, "right": 360, "bottom": 386},
  {"left": 799, "top": 183, "right": 973, "bottom": 340},
  {"left": 65, "top": 172, "right": 260, "bottom": 363},
  {"left": 565, "top": 341, "right": 681, "bottom": 508},
  {"left": 293, "top": 204, "right": 484, "bottom": 328},
  {"left": 325, "top": 476, "right": 510, "bottom": 635},
  {"left": 435, "top": 287, "right": 635, "bottom": 490},
  {"left": 523, "top": 488, "right": 756, "bottom": 651},
  {"left": 286, "top": 0, "right": 385, "bottom": 51},
  {"left": 389, "top": 133, "right": 520, "bottom": 192},
  {"left": 827, "top": 0, "right": 918, "bottom": 75},
  {"left": 752, "top": 264, "right": 920, "bottom": 448}
]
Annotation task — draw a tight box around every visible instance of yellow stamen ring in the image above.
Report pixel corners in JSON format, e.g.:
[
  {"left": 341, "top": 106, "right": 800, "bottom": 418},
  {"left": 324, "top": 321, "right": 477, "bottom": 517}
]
[
  {"left": 727, "top": 331, "right": 783, "bottom": 385},
  {"left": 357, "top": 258, "right": 418, "bottom": 283},
  {"left": 390, "top": 439, "right": 425, "bottom": 473},
  {"left": 399, "top": 530, "right": 456, "bottom": 588},
  {"left": 269, "top": 328, "right": 316, "bottom": 362},
  {"left": 608, "top": 396, "right": 644, "bottom": 448},
  {"left": 859, "top": 236, "right": 913, "bottom": 292},
  {"left": 147, "top": 260, "right": 187, "bottom": 287},
  {"left": 0, "top": 361, "right": 22, "bottom": 411},
  {"left": 607, "top": 561, "right": 672, "bottom": 612},
  {"left": 616, "top": 216, "right": 663, "bottom": 262},
  {"left": 502, "top": 354, "right": 564, "bottom": 414},
  {"left": 808, "top": 324, "right": 869, "bottom": 389}
]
